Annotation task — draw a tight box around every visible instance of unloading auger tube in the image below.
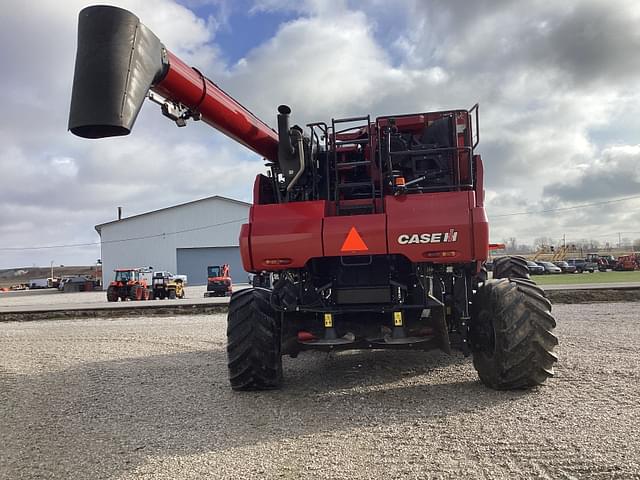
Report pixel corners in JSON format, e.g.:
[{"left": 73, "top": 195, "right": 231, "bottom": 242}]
[{"left": 68, "top": 5, "right": 283, "bottom": 162}]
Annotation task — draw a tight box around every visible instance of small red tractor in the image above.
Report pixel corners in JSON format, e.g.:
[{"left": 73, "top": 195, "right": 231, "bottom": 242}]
[
  {"left": 614, "top": 254, "right": 639, "bottom": 271},
  {"left": 69, "top": 6, "right": 558, "bottom": 390},
  {"left": 106, "top": 268, "right": 152, "bottom": 302},
  {"left": 204, "top": 264, "right": 232, "bottom": 297}
]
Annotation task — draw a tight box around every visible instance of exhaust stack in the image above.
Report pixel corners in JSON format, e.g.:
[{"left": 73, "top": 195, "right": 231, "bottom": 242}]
[{"left": 68, "top": 6, "right": 166, "bottom": 138}]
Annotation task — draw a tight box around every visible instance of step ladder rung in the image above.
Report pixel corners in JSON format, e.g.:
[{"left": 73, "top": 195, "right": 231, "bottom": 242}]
[
  {"left": 337, "top": 182, "right": 374, "bottom": 189},
  {"left": 335, "top": 139, "right": 370, "bottom": 146},
  {"left": 336, "top": 160, "right": 372, "bottom": 169}
]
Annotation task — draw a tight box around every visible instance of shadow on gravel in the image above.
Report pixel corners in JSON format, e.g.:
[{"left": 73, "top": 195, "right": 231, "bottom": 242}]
[{"left": 2, "top": 348, "right": 526, "bottom": 478}]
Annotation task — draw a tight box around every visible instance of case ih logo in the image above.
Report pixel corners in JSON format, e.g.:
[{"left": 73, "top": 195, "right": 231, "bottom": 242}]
[{"left": 397, "top": 229, "right": 458, "bottom": 245}]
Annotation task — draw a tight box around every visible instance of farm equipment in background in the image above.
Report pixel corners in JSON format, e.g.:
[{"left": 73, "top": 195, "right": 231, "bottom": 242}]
[
  {"left": 58, "top": 276, "right": 100, "bottom": 293},
  {"left": 585, "top": 253, "right": 612, "bottom": 272},
  {"left": 152, "top": 271, "right": 186, "bottom": 299},
  {"left": 204, "top": 264, "right": 232, "bottom": 297},
  {"left": 106, "top": 268, "right": 152, "bottom": 301},
  {"left": 598, "top": 255, "right": 618, "bottom": 270},
  {"left": 68, "top": 5, "right": 558, "bottom": 391},
  {"left": 614, "top": 254, "right": 639, "bottom": 271}
]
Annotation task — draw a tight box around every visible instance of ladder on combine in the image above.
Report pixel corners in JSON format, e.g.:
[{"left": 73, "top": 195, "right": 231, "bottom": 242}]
[{"left": 331, "top": 115, "right": 378, "bottom": 216}]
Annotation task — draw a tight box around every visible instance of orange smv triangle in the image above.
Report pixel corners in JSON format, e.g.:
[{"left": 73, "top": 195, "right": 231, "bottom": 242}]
[{"left": 341, "top": 226, "right": 369, "bottom": 252}]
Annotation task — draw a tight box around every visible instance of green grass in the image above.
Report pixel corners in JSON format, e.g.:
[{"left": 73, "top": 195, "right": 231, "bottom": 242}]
[{"left": 531, "top": 270, "right": 640, "bottom": 285}]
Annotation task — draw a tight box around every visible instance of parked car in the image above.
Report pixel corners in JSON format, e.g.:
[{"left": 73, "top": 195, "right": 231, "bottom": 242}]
[
  {"left": 553, "top": 261, "right": 577, "bottom": 274},
  {"left": 566, "top": 259, "right": 596, "bottom": 273},
  {"left": 537, "top": 261, "right": 562, "bottom": 274},
  {"left": 526, "top": 261, "right": 545, "bottom": 275}
]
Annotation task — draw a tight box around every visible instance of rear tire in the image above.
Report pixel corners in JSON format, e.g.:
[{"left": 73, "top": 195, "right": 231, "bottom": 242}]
[
  {"left": 493, "top": 255, "right": 530, "bottom": 279},
  {"left": 129, "top": 286, "right": 139, "bottom": 301},
  {"left": 106, "top": 287, "right": 118, "bottom": 302},
  {"left": 227, "top": 288, "right": 282, "bottom": 391},
  {"left": 168, "top": 290, "right": 176, "bottom": 300},
  {"left": 470, "top": 278, "right": 558, "bottom": 389}
]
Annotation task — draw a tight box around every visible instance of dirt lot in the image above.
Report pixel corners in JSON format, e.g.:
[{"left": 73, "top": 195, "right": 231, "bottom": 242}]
[{"left": 1, "top": 303, "right": 639, "bottom": 479}]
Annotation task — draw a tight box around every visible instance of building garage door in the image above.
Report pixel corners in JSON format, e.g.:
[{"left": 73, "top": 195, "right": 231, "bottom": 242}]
[{"left": 176, "top": 247, "right": 248, "bottom": 285}]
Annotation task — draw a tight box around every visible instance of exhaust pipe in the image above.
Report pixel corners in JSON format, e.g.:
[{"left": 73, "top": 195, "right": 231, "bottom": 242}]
[
  {"left": 68, "top": 5, "right": 167, "bottom": 138},
  {"left": 277, "top": 104, "right": 294, "bottom": 161},
  {"left": 277, "top": 104, "right": 304, "bottom": 188}
]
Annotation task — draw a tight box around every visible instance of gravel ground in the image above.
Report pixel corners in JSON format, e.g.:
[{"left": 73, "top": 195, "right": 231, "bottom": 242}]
[{"left": 1, "top": 303, "right": 639, "bottom": 479}]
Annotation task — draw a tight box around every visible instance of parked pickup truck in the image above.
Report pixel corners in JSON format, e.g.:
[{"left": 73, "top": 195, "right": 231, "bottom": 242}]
[{"left": 566, "top": 259, "right": 597, "bottom": 273}]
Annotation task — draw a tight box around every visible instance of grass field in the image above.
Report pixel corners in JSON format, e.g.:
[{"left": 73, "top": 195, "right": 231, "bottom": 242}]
[{"left": 531, "top": 270, "right": 640, "bottom": 285}]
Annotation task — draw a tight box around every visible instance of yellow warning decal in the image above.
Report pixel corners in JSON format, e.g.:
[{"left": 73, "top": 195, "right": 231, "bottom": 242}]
[
  {"left": 393, "top": 311, "right": 403, "bottom": 326},
  {"left": 324, "top": 313, "right": 333, "bottom": 328}
]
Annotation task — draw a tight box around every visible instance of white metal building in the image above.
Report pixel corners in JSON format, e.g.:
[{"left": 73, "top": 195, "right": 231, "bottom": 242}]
[{"left": 95, "top": 196, "right": 250, "bottom": 286}]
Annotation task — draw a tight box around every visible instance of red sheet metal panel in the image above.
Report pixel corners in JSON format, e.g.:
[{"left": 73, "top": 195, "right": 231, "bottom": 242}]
[
  {"left": 386, "top": 192, "right": 476, "bottom": 263},
  {"left": 249, "top": 201, "right": 326, "bottom": 270}
]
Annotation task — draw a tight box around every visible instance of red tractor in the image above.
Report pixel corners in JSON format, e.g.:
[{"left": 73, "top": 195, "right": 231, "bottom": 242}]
[
  {"left": 614, "top": 255, "right": 639, "bottom": 271},
  {"left": 106, "top": 268, "right": 152, "bottom": 302},
  {"left": 204, "top": 264, "right": 232, "bottom": 297},
  {"left": 69, "top": 6, "right": 557, "bottom": 390}
]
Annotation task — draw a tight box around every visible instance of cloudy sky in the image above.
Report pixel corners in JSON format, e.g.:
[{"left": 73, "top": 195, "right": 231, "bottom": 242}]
[{"left": 1, "top": 0, "right": 639, "bottom": 268}]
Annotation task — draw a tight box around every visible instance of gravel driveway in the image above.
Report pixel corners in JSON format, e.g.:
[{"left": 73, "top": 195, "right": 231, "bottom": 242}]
[{"left": 1, "top": 303, "right": 639, "bottom": 479}]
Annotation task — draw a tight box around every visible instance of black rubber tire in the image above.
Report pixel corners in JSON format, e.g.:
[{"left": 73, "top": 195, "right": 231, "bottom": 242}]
[
  {"left": 493, "top": 255, "right": 530, "bottom": 279},
  {"left": 168, "top": 290, "right": 176, "bottom": 300},
  {"left": 129, "top": 286, "right": 139, "bottom": 301},
  {"left": 106, "top": 286, "right": 118, "bottom": 302},
  {"left": 227, "top": 288, "right": 282, "bottom": 391},
  {"left": 470, "top": 278, "right": 558, "bottom": 390}
]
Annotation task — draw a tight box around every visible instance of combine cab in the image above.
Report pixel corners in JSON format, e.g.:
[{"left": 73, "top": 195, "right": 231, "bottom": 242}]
[
  {"left": 69, "top": 5, "right": 558, "bottom": 391},
  {"left": 106, "top": 268, "right": 151, "bottom": 302},
  {"left": 204, "top": 265, "right": 232, "bottom": 297}
]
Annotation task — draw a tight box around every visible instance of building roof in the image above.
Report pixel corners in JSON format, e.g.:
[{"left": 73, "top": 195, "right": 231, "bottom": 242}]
[{"left": 95, "top": 195, "right": 251, "bottom": 233}]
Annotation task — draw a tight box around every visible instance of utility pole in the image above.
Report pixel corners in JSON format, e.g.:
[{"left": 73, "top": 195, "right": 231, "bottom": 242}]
[
  {"left": 50, "top": 260, "right": 54, "bottom": 280},
  {"left": 618, "top": 232, "right": 622, "bottom": 248}
]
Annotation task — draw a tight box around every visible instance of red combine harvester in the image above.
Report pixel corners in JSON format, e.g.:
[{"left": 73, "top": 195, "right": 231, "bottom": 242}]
[
  {"left": 204, "top": 264, "right": 232, "bottom": 297},
  {"left": 69, "top": 6, "right": 557, "bottom": 390},
  {"left": 106, "top": 268, "right": 151, "bottom": 302}
]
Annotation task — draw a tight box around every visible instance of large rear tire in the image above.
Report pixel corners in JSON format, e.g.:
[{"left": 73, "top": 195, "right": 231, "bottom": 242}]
[
  {"left": 227, "top": 288, "right": 282, "bottom": 391},
  {"left": 106, "top": 286, "right": 118, "bottom": 302},
  {"left": 129, "top": 286, "right": 141, "bottom": 301},
  {"left": 493, "top": 255, "right": 530, "bottom": 279},
  {"left": 470, "top": 278, "right": 558, "bottom": 389}
]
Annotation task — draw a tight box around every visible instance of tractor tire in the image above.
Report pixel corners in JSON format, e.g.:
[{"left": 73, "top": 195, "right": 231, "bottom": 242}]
[
  {"left": 129, "top": 286, "right": 140, "bottom": 301},
  {"left": 168, "top": 290, "right": 176, "bottom": 300},
  {"left": 106, "top": 287, "right": 118, "bottom": 302},
  {"left": 227, "top": 288, "right": 282, "bottom": 391},
  {"left": 493, "top": 255, "right": 530, "bottom": 279},
  {"left": 470, "top": 278, "right": 558, "bottom": 390}
]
